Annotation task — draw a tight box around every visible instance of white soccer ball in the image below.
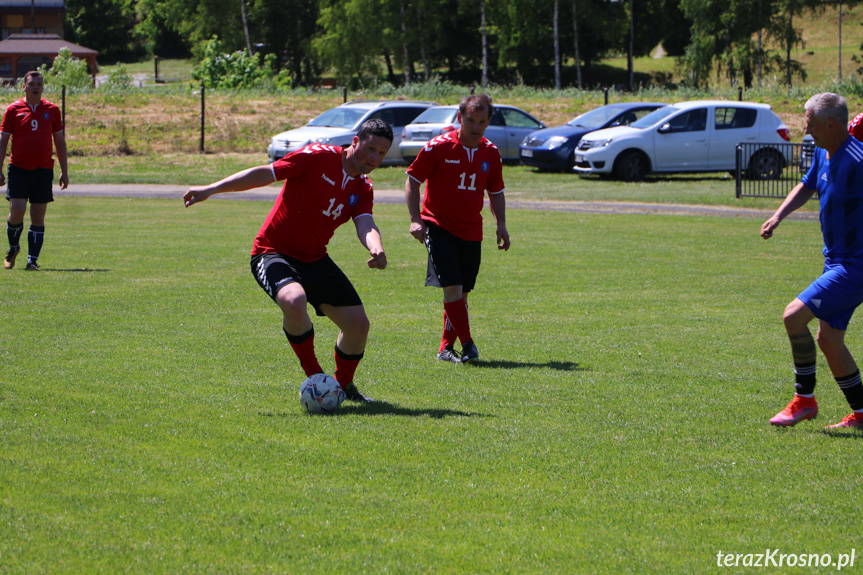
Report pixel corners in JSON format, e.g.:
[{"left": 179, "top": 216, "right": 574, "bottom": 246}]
[{"left": 298, "top": 373, "right": 346, "bottom": 414}]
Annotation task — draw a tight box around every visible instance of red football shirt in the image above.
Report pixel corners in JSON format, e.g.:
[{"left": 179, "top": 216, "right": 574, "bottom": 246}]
[
  {"left": 406, "top": 130, "right": 505, "bottom": 241},
  {"left": 252, "top": 144, "right": 374, "bottom": 262},
  {"left": 0, "top": 98, "right": 63, "bottom": 170},
  {"left": 850, "top": 112, "right": 863, "bottom": 142}
]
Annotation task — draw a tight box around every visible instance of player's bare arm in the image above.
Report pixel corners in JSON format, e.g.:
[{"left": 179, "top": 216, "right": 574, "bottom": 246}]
[
  {"left": 53, "top": 131, "right": 68, "bottom": 189},
  {"left": 405, "top": 176, "right": 426, "bottom": 243},
  {"left": 0, "top": 132, "right": 10, "bottom": 187},
  {"left": 355, "top": 215, "right": 387, "bottom": 269},
  {"left": 761, "top": 182, "right": 816, "bottom": 239},
  {"left": 184, "top": 166, "right": 276, "bottom": 207},
  {"left": 488, "top": 192, "right": 510, "bottom": 251}
]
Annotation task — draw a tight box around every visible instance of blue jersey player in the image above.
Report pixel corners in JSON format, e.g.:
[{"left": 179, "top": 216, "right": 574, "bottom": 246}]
[{"left": 762, "top": 92, "right": 863, "bottom": 430}]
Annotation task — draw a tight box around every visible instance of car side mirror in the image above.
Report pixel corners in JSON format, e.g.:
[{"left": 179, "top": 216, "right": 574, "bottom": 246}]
[
  {"left": 611, "top": 121, "right": 621, "bottom": 127},
  {"left": 658, "top": 123, "right": 671, "bottom": 134},
  {"left": 539, "top": 122, "right": 546, "bottom": 129}
]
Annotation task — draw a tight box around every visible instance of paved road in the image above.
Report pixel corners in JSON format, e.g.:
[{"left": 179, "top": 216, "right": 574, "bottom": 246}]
[{"left": 57, "top": 183, "right": 817, "bottom": 221}]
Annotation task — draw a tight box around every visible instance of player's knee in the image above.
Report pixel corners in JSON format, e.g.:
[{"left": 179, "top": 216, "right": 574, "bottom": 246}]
[{"left": 276, "top": 290, "right": 307, "bottom": 315}]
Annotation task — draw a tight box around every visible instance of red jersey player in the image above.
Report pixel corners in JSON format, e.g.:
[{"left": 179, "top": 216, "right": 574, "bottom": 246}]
[
  {"left": 849, "top": 112, "right": 863, "bottom": 142},
  {"left": 184, "top": 119, "right": 393, "bottom": 402},
  {"left": 405, "top": 94, "right": 510, "bottom": 364},
  {"left": 2, "top": 70, "right": 68, "bottom": 271}
]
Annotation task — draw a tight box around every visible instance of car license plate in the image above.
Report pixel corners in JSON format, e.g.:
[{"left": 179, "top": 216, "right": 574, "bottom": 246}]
[
  {"left": 415, "top": 130, "right": 432, "bottom": 140},
  {"left": 521, "top": 149, "right": 533, "bottom": 158}
]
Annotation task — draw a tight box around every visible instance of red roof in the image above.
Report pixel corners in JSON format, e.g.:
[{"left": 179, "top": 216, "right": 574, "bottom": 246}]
[{"left": 0, "top": 34, "right": 98, "bottom": 56}]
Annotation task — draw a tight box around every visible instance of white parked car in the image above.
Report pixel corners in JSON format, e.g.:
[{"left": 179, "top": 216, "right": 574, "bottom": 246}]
[
  {"left": 399, "top": 104, "right": 544, "bottom": 163},
  {"left": 267, "top": 100, "right": 436, "bottom": 164},
  {"left": 573, "top": 100, "right": 791, "bottom": 182}
]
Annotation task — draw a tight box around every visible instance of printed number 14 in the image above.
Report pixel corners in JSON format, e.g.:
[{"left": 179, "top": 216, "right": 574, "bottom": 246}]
[{"left": 322, "top": 197, "right": 344, "bottom": 219}]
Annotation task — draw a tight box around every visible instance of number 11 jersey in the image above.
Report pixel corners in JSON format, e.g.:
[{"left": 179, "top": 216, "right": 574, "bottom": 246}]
[{"left": 406, "top": 130, "right": 505, "bottom": 242}]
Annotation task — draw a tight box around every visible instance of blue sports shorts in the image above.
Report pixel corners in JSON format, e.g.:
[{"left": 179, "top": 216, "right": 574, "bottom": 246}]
[{"left": 798, "top": 260, "right": 863, "bottom": 330}]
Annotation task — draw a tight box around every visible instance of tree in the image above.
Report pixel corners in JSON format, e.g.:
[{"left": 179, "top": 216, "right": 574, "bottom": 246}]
[{"left": 66, "top": 0, "right": 145, "bottom": 63}]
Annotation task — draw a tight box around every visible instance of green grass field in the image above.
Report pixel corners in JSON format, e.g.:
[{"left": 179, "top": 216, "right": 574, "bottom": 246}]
[{"left": 2, "top": 197, "right": 860, "bottom": 573}]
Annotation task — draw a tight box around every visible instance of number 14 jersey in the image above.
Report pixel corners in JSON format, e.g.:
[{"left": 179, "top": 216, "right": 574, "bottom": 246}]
[
  {"left": 252, "top": 144, "right": 374, "bottom": 262},
  {"left": 406, "top": 130, "right": 505, "bottom": 242}
]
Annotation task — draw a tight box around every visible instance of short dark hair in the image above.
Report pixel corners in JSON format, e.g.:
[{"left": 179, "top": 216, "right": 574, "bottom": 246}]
[
  {"left": 357, "top": 118, "right": 393, "bottom": 143},
  {"left": 459, "top": 94, "right": 493, "bottom": 118},
  {"left": 23, "top": 70, "right": 42, "bottom": 83}
]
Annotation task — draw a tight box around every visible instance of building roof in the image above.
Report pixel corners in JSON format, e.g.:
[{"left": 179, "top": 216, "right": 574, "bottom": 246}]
[
  {"left": 0, "top": 34, "right": 97, "bottom": 56},
  {"left": 0, "top": 1, "right": 65, "bottom": 8}
]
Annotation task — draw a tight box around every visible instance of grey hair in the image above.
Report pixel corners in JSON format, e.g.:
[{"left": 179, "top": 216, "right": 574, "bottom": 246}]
[{"left": 805, "top": 92, "right": 848, "bottom": 126}]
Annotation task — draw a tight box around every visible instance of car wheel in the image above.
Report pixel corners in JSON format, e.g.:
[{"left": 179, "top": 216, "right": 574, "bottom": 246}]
[
  {"left": 747, "top": 149, "right": 783, "bottom": 180},
  {"left": 614, "top": 151, "right": 648, "bottom": 182}
]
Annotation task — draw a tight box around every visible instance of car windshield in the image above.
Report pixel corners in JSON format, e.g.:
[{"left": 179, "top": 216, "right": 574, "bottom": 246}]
[
  {"left": 567, "top": 106, "right": 631, "bottom": 129},
  {"left": 630, "top": 106, "right": 679, "bottom": 129},
  {"left": 410, "top": 107, "right": 458, "bottom": 124},
  {"left": 307, "top": 107, "right": 368, "bottom": 129}
]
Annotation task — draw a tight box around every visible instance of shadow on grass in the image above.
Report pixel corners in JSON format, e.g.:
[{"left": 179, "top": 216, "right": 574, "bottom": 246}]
[
  {"left": 260, "top": 401, "right": 486, "bottom": 419},
  {"left": 41, "top": 268, "right": 111, "bottom": 272},
  {"left": 340, "top": 400, "right": 486, "bottom": 418},
  {"left": 821, "top": 429, "right": 863, "bottom": 439},
  {"left": 465, "top": 359, "right": 584, "bottom": 371}
]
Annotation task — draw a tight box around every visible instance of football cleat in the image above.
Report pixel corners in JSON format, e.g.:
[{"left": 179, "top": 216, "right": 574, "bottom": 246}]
[
  {"left": 344, "top": 382, "right": 374, "bottom": 403},
  {"left": 824, "top": 412, "right": 863, "bottom": 429},
  {"left": 769, "top": 395, "right": 818, "bottom": 427},
  {"left": 4, "top": 247, "right": 19, "bottom": 269},
  {"left": 437, "top": 345, "right": 461, "bottom": 363},
  {"left": 25, "top": 261, "right": 40, "bottom": 271},
  {"left": 460, "top": 341, "right": 479, "bottom": 363}
]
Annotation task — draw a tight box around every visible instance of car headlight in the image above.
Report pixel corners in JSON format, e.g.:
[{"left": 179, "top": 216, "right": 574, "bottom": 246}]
[
  {"left": 580, "top": 138, "right": 613, "bottom": 150},
  {"left": 544, "top": 136, "right": 569, "bottom": 150}
]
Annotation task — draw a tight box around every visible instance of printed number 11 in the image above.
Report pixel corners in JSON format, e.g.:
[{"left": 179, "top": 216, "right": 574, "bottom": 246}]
[{"left": 458, "top": 172, "right": 476, "bottom": 191}]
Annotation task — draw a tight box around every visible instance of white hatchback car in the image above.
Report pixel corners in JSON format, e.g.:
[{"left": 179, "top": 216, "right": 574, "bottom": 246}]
[
  {"left": 573, "top": 100, "right": 791, "bottom": 182},
  {"left": 267, "top": 100, "right": 436, "bottom": 165}
]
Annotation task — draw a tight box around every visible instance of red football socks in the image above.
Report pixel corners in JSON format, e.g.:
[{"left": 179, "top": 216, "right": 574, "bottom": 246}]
[{"left": 443, "top": 298, "right": 472, "bottom": 346}]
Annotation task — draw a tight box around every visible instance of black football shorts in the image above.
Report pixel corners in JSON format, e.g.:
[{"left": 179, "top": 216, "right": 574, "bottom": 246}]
[
  {"left": 424, "top": 221, "right": 482, "bottom": 292},
  {"left": 6, "top": 165, "right": 54, "bottom": 203},
  {"left": 250, "top": 252, "right": 362, "bottom": 317}
]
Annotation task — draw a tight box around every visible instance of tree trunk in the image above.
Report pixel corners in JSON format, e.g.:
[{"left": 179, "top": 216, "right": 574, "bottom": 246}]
[
  {"left": 481, "top": 0, "right": 488, "bottom": 88},
  {"left": 240, "top": 0, "right": 253, "bottom": 55},
  {"left": 572, "top": 0, "right": 582, "bottom": 89},
  {"left": 628, "top": 0, "right": 634, "bottom": 91},
  {"left": 554, "top": 0, "right": 561, "bottom": 90},
  {"left": 400, "top": 1, "right": 411, "bottom": 87},
  {"left": 757, "top": 0, "right": 763, "bottom": 89},
  {"left": 839, "top": 0, "right": 843, "bottom": 82}
]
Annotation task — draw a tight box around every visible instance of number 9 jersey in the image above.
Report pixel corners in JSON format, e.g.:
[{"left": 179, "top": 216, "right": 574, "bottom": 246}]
[
  {"left": 252, "top": 144, "right": 375, "bottom": 263},
  {"left": 0, "top": 98, "right": 63, "bottom": 170},
  {"left": 406, "top": 130, "right": 505, "bottom": 242}
]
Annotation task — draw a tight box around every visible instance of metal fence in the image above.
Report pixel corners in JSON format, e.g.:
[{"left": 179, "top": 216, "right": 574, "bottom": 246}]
[{"left": 735, "top": 141, "right": 812, "bottom": 198}]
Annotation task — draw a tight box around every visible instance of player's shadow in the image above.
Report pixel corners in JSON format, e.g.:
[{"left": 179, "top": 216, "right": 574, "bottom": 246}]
[
  {"left": 340, "top": 400, "right": 486, "bottom": 418},
  {"left": 41, "top": 268, "right": 110, "bottom": 272},
  {"left": 821, "top": 429, "right": 863, "bottom": 439},
  {"left": 466, "top": 359, "right": 584, "bottom": 371}
]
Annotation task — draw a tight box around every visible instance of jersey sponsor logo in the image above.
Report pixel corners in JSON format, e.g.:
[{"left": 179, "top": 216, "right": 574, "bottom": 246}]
[
  {"left": 481, "top": 161, "right": 490, "bottom": 173},
  {"left": 348, "top": 194, "right": 358, "bottom": 206},
  {"left": 321, "top": 173, "right": 336, "bottom": 186},
  {"left": 445, "top": 159, "right": 460, "bottom": 164}
]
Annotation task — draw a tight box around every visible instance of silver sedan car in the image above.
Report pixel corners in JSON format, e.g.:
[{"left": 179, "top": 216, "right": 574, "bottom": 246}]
[{"left": 399, "top": 104, "right": 544, "bottom": 163}]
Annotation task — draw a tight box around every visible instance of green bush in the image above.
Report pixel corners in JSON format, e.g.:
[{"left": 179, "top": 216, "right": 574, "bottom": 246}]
[
  {"left": 38, "top": 47, "right": 93, "bottom": 89},
  {"left": 190, "top": 37, "right": 273, "bottom": 90}
]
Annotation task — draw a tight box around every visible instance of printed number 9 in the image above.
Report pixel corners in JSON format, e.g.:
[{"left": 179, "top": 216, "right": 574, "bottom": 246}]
[{"left": 31, "top": 119, "right": 38, "bottom": 131}]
